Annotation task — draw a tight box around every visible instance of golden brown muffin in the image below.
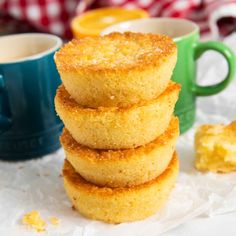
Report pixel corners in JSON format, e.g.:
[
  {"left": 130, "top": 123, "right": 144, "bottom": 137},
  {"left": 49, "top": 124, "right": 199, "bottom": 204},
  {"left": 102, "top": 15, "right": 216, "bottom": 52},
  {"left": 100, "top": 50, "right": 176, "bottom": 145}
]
[
  {"left": 63, "top": 153, "right": 179, "bottom": 223},
  {"left": 54, "top": 32, "right": 177, "bottom": 108},
  {"left": 195, "top": 121, "right": 236, "bottom": 173},
  {"left": 55, "top": 81, "right": 180, "bottom": 149},
  {"left": 61, "top": 117, "right": 179, "bottom": 187}
]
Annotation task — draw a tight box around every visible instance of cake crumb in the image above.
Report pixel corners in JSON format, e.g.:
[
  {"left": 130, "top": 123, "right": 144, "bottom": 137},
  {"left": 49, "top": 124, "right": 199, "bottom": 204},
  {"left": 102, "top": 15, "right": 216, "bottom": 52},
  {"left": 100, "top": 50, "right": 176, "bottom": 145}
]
[
  {"left": 195, "top": 121, "right": 236, "bottom": 173},
  {"left": 49, "top": 217, "right": 60, "bottom": 226},
  {"left": 22, "top": 210, "right": 46, "bottom": 233}
]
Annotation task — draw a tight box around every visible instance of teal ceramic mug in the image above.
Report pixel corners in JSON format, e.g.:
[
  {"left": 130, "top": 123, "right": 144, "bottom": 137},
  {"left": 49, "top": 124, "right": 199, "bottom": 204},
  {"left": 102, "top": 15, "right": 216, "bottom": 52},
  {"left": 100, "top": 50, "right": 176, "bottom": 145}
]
[
  {"left": 102, "top": 18, "right": 236, "bottom": 133},
  {"left": 0, "top": 33, "right": 63, "bottom": 160}
]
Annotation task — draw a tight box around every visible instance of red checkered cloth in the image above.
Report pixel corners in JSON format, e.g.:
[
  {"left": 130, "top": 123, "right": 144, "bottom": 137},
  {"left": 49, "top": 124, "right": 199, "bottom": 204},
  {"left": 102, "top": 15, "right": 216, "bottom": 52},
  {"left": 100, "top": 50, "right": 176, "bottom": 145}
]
[
  {"left": 0, "top": 0, "right": 236, "bottom": 39},
  {"left": 0, "top": 0, "right": 79, "bottom": 38}
]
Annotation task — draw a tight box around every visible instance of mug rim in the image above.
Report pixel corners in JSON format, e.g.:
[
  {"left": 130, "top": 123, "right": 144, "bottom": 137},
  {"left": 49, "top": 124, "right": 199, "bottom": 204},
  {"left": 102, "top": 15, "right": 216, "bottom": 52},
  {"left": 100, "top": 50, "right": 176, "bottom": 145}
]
[
  {"left": 101, "top": 17, "right": 199, "bottom": 42},
  {"left": 0, "top": 33, "right": 62, "bottom": 65}
]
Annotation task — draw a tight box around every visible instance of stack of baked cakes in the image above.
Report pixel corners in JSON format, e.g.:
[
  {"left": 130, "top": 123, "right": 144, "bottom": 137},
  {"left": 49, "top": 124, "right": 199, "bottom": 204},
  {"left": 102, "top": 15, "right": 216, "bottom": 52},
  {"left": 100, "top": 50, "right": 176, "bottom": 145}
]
[{"left": 54, "top": 32, "right": 180, "bottom": 223}]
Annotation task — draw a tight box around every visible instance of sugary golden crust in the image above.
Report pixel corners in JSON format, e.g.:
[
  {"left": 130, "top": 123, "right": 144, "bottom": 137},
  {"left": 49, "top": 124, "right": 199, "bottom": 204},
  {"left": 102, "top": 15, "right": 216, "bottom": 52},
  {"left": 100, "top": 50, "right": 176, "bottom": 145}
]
[
  {"left": 55, "top": 32, "right": 177, "bottom": 108},
  {"left": 61, "top": 117, "right": 179, "bottom": 187},
  {"left": 62, "top": 154, "right": 178, "bottom": 223},
  {"left": 55, "top": 32, "right": 177, "bottom": 72},
  {"left": 55, "top": 81, "right": 180, "bottom": 113},
  {"left": 63, "top": 153, "right": 178, "bottom": 194},
  {"left": 61, "top": 117, "right": 178, "bottom": 160},
  {"left": 55, "top": 82, "right": 180, "bottom": 149}
]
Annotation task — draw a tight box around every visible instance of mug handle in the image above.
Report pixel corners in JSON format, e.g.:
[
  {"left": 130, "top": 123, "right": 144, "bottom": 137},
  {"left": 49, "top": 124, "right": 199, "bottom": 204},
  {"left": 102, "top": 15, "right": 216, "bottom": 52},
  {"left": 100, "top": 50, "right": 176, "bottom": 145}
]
[
  {"left": 0, "top": 74, "right": 11, "bottom": 131},
  {"left": 192, "top": 41, "right": 235, "bottom": 96}
]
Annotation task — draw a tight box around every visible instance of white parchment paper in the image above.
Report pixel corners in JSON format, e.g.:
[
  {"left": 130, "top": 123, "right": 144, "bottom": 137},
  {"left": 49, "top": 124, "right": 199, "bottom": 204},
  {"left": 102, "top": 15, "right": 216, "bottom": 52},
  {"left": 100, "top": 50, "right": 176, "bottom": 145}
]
[{"left": 0, "top": 35, "right": 236, "bottom": 236}]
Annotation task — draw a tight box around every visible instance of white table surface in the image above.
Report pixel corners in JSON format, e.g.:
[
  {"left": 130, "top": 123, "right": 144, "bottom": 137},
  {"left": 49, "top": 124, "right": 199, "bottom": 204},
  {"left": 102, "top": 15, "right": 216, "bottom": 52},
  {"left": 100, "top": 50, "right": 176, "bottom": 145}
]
[{"left": 164, "top": 212, "right": 236, "bottom": 236}]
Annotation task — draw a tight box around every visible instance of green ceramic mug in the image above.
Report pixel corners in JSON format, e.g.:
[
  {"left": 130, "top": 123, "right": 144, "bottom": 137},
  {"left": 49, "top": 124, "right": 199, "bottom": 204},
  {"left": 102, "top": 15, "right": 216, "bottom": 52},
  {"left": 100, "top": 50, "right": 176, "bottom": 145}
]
[{"left": 102, "top": 18, "right": 236, "bottom": 133}]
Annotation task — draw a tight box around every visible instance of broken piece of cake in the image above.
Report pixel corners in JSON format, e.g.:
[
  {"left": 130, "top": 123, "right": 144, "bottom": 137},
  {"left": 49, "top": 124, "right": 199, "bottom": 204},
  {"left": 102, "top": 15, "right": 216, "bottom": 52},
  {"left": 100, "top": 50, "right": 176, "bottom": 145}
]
[{"left": 195, "top": 121, "right": 236, "bottom": 173}]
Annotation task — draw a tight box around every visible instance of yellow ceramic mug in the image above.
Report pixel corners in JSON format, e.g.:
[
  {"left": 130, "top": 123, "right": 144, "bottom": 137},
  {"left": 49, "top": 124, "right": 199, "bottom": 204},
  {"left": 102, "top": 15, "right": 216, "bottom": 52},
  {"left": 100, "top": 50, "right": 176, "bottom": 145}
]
[{"left": 71, "top": 7, "right": 148, "bottom": 38}]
